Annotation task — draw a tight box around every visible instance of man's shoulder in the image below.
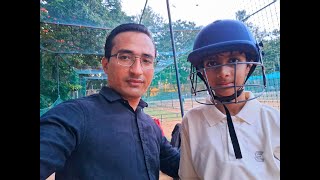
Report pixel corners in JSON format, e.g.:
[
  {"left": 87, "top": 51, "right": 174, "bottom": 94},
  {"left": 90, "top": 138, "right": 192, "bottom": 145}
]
[{"left": 51, "top": 94, "right": 102, "bottom": 111}]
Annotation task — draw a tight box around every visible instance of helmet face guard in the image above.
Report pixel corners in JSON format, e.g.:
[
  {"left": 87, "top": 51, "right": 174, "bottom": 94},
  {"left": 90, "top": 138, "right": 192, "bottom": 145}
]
[
  {"left": 188, "top": 19, "right": 266, "bottom": 105},
  {"left": 190, "top": 60, "right": 266, "bottom": 105}
]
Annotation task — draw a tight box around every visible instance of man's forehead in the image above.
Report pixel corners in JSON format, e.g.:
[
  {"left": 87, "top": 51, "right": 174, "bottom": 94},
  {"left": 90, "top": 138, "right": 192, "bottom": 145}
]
[{"left": 113, "top": 32, "right": 155, "bottom": 51}]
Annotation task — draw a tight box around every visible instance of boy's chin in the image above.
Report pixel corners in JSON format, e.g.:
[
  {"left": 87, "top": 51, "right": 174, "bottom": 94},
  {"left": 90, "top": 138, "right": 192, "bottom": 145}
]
[{"left": 214, "top": 91, "right": 237, "bottom": 97}]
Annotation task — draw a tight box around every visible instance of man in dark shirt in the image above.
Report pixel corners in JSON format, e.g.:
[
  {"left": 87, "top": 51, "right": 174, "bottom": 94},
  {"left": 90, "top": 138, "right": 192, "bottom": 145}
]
[{"left": 40, "top": 23, "right": 180, "bottom": 180}]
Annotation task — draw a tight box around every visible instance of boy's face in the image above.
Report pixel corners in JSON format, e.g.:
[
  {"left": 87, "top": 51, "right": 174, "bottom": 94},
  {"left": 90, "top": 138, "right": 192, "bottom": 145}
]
[{"left": 202, "top": 51, "right": 252, "bottom": 97}]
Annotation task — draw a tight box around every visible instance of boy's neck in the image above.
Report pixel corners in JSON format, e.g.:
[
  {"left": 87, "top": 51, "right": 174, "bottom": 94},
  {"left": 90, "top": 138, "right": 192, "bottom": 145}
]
[{"left": 216, "top": 92, "right": 248, "bottom": 116}]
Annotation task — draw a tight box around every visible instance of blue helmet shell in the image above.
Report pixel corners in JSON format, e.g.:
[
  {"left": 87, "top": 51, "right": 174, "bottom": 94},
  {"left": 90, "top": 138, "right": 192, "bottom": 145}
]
[{"left": 188, "top": 19, "right": 260, "bottom": 67}]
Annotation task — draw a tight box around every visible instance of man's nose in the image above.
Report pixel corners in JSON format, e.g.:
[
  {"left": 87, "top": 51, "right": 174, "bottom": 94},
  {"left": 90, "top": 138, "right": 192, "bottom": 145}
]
[{"left": 129, "top": 58, "right": 144, "bottom": 74}]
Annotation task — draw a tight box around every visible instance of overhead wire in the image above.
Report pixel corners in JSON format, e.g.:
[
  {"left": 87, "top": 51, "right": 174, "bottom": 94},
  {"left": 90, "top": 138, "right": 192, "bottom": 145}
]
[{"left": 139, "top": 0, "right": 149, "bottom": 24}]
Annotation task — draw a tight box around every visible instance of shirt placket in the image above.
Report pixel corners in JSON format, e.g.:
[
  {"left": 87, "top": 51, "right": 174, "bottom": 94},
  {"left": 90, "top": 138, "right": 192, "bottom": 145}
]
[{"left": 136, "top": 107, "right": 152, "bottom": 180}]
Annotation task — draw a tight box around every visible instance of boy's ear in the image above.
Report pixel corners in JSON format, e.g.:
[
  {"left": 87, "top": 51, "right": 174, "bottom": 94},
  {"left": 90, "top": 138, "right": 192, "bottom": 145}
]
[
  {"left": 200, "top": 69, "right": 207, "bottom": 80},
  {"left": 246, "top": 63, "right": 253, "bottom": 74}
]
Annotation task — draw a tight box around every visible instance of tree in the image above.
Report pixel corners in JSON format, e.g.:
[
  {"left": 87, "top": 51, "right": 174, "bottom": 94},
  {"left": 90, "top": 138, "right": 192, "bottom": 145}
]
[
  {"left": 40, "top": 0, "right": 131, "bottom": 108},
  {"left": 235, "top": 10, "right": 280, "bottom": 74}
]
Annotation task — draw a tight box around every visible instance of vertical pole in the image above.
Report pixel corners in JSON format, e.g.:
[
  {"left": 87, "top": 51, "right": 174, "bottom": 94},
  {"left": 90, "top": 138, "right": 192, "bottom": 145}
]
[
  {"left": 56, "top": 55, "right": 60, "bottom": 98},
  {"left": 166, "top": 0, "right": 184, "bottom": 117}
]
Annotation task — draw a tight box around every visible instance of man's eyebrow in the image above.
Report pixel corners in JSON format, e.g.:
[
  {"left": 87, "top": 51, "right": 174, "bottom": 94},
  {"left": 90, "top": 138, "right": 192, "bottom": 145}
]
[
  {"left": 117, "top": 49, "right": 154, "bottom": 58},
  {"left": 117, "top": 49, "right": 133, "bottom": 54},
  {"left": 142, "top": 53, "right": 154, "bottom": 58}
]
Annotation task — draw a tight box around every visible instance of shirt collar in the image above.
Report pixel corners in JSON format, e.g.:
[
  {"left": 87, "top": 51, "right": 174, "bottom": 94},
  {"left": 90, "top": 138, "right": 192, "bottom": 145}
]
[
  {"left": 202, "top": 96, "right": 225, "bottom": 126},
  {"left": 203, "top": 91, "right": 262, "bottom": 126},
  {"left": 235, "top": 91, "right": 262, "bottom": 125},
  {"left": 99, "top": 86, "right": 148, "bottom": 108}
]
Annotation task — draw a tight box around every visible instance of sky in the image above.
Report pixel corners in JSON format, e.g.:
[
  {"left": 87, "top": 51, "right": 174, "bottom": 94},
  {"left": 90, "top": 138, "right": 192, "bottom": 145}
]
[
  {"left": 121, "top": 0, "right": 280, "bottom": 30},
  {"left": 121, "top": 0, "right": 236, "bottom": 27}
]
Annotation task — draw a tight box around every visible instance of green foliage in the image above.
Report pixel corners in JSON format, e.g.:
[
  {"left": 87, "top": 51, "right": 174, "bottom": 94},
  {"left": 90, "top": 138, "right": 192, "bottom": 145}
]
[
  {"left": 40, "top": 2, "right": 280, "bottom": 109},
  {"left": 40, "top": 93, "right": 53, "bottom": 109},
  {"left": 236, "top": 10, "right": 280, "bottom": 74},
  {"left": 67, "top": 83, "right": 82, "bottom": 91},
  {"left": 40, "top": 0, "right": 129, "bottom": 108}
]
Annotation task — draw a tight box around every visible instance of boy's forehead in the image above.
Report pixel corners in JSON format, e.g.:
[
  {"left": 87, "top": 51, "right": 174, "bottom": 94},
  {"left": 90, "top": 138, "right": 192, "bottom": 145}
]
[{"left": 207, "top": 51, "right": 245, "bottom": 58}]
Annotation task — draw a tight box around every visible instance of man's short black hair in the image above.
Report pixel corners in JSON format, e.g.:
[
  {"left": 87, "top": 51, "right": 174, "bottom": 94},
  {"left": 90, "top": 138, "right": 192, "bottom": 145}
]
[{"left": 104, "top": 23, "right": 157, "bottom": 60}]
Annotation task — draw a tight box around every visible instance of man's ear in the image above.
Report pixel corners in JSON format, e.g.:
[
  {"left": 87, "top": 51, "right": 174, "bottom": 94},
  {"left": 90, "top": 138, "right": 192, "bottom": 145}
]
[{"left": 101, "top": 57, "right": 109, "bottom": 73}]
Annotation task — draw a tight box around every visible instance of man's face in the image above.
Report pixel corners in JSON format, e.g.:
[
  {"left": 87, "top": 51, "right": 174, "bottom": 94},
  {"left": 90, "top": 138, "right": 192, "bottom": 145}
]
[
  {"left": 202, "top": 51, "right": 252, "bottom": 97},
  {"left": 102, "top": 31, "right": 155, "bottom": 101}
]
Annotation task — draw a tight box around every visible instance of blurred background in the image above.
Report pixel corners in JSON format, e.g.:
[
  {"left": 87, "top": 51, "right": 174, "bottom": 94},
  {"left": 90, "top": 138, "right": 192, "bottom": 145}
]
[
  {"left": 40, "top": 0, "right": 280, "bottom": 137},
  {"left": 40, "top": 0, "right": 280, "bottom": 179}
]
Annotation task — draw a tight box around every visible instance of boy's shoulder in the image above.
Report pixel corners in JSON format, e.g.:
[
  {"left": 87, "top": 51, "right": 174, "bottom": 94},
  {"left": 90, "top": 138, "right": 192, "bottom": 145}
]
[
  {"left": 260, "top": 102, "right": 280, "bottom": 113},
  {"left": 259, "top": 102, "right": 280, "bottom": 123}
]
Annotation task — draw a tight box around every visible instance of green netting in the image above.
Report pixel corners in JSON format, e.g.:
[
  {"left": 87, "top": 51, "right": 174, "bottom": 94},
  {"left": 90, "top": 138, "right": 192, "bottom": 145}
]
[
  {"left": 40, "top": 0, "right": 280, "bottom": 120},
  {"left": 40, "top": 96, "right": 64, "bottom": 116}
]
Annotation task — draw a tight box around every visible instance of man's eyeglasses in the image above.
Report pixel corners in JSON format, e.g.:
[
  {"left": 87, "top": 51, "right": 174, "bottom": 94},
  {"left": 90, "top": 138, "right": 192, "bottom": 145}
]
[{"left": 110, "top": 52, "right": 156, "bottom": 70}]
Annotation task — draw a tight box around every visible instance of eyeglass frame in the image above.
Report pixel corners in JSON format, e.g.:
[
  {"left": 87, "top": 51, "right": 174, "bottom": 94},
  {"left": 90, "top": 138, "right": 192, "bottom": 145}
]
[{"left": 109, "top": 51, "right": 157, "bottom": 70}]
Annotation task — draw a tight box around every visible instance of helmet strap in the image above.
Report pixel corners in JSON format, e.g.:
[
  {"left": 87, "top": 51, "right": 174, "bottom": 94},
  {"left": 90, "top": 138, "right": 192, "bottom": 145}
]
[
  {"left": 223, "top": 104, "right": 242, "bottom": 159},
  {"left": 214, "top": 89, "right": 244, "bottom": 103}
]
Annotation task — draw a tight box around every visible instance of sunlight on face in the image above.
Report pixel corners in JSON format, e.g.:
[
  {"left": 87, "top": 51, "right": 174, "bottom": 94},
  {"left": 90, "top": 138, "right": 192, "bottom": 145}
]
[
  {"left": 202, "top": 51, "right": 252, "bottom": 97},
  {"left": 103, "top": 32, "right": 155, "bottom": 100}
]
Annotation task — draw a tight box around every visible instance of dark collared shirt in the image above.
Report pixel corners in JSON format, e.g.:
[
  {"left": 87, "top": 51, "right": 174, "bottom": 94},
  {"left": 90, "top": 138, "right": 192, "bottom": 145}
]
[{"left": 40, "top": 86, "right": 180, "bottom": 180}]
